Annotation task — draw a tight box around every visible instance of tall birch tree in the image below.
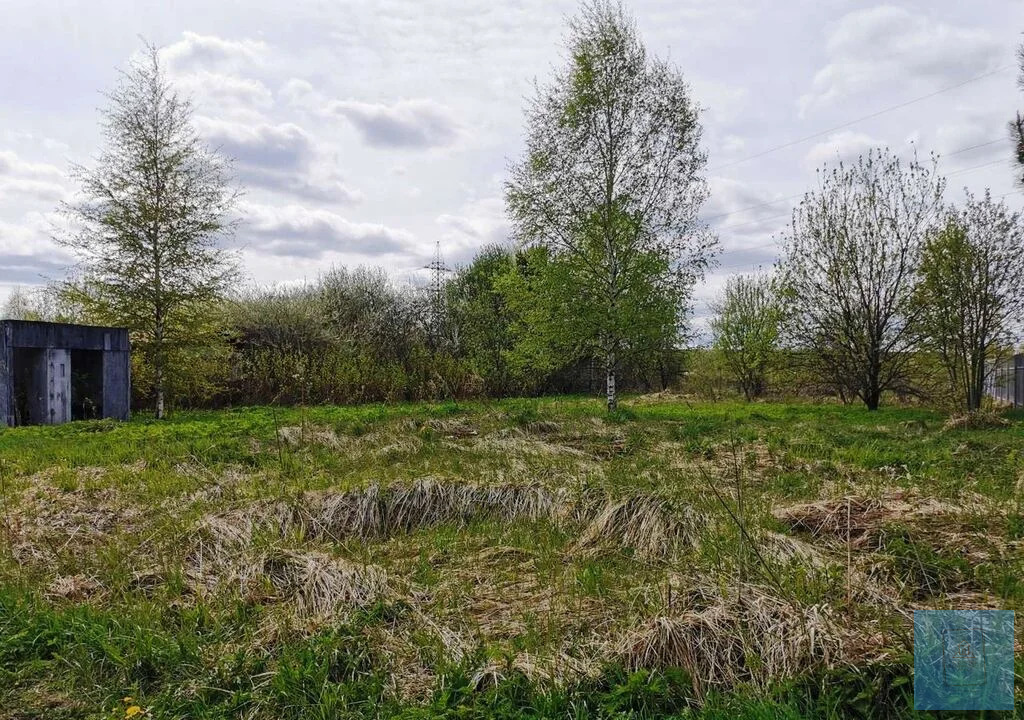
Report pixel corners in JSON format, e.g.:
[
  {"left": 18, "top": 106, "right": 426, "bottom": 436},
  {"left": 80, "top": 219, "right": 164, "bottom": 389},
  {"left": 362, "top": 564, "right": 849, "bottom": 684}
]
[
  {"left": 57, "top": 43, "right": 239, "bottom": 418},
  {"left": 505, "top": 0, "right": 714, "bottom": 411}
]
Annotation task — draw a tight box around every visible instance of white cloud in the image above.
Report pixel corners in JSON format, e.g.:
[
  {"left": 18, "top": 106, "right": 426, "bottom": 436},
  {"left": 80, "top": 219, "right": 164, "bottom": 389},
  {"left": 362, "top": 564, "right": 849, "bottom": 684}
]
[
  {"left": 174, "top": 70, "right": 274, "bottom": 112},
  {"left": 195, "top": 117, "right": 314, "bottom": 170},
  {"left": 0, "top": 150, "right": 68, "bottom": 202},
  {"left": 799, "top": 5, "right": 1003, "bottom": 115},
  {"left": 160, "top": 31, "right": 267, "bottom": 72},
  {"left": 239, "top": 201, "right": 417, "bottom": 258},
  {"left": 194, "top": 117, "right": 362, "bottom": 204},
  {"left": 803, "top": 130, "right": 884, "bottom": 169}
]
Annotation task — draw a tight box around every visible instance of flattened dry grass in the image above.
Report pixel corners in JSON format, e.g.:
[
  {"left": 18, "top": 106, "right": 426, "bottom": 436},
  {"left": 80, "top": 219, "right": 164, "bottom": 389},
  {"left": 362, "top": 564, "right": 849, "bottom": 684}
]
[
  {"left": 0, "top": 397, "right": 1020, "bottom": 717},
  {"left": 616, "top": 581, "right": 843, "bottom": 694}
]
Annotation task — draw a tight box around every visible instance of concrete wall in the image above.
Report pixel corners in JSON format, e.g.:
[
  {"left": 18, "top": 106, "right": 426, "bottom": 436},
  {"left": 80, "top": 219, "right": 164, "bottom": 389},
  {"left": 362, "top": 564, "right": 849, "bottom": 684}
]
[{"left": 0, "top": 320, "right": 130, "bottom": 426}]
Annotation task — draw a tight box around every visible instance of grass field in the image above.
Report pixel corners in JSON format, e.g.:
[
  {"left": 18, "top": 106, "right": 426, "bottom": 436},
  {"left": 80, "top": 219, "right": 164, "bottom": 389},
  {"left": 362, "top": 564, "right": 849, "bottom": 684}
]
[{"left": 1, "top": 396, "right": 1022, "bottom": 718}]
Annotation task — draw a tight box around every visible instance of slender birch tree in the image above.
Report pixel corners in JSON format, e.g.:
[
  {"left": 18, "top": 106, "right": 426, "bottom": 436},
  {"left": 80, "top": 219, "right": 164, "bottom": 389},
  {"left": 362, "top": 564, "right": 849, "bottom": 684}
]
[
  {"left": 505, "top": 0, "right": 714, "bottom": 412},
  {"left": 57, "top": 43, "right": 239, "bottom": 418}
]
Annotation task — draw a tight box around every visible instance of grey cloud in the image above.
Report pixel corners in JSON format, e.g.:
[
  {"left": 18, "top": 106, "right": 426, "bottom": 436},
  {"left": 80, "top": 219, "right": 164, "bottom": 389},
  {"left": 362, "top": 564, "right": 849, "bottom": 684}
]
[
  {"left": 328, "top": 99, "right": 461, "bottom": 149},
  {"left": 196, "top": 117, "right": 314, "bottom": 171},
  {"left": 0, "top": 253, "right": 68, "bottom": 284}
]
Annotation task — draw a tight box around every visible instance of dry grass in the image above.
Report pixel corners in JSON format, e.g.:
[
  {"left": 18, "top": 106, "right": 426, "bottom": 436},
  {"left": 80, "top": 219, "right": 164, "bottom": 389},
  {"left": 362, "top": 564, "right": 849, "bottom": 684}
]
[
  {"left": 616, "top": 581, "right": 843, "bottom": 695},
  {"left": 942, "top": 410, "right": 1010, "bottom": 431},
  {"left": 195, "top": 478, "right": 570, "bottom": 550},
  {"left": 7, "top": 475, "right": 140, "bottom": 566},
  {"left": 252, "top": 548, "right": 390, "bottom": 616},
  {"left": 277, "top": 424, "right": 349, "bottom": 449},
  {"left": 773, "top": 490, "right": 992, "bottom": 543},
  {"left": 45, "top": 574, "right": 103, "bottom": 602},
  {"left": 575, "top": 493, "right": 706, "bottom": 560}
]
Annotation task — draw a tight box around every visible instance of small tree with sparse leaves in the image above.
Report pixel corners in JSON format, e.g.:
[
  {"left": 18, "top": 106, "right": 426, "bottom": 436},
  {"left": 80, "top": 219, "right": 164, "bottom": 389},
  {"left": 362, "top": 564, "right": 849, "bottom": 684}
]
[
  {"left": 57, "top": 43, "right": 239, "bottom": 418},
  {"left": 915, "top": 191, "right": 1024, "bottom": 411}
]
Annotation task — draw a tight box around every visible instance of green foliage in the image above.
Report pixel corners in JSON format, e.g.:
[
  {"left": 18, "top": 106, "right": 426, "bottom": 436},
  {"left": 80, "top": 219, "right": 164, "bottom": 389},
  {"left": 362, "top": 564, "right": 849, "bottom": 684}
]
[
  {"left": 710, "top": 274, "right": 783, "bottom": 401},
  {"left": 914, "top": 192, "right": 1024, "bottom": 411},
  {"left": 506, "top": 0, "right": 714, "bottom": 411},
  {"left": 56, "top": 44, "right": 239, "bottom": 418}
]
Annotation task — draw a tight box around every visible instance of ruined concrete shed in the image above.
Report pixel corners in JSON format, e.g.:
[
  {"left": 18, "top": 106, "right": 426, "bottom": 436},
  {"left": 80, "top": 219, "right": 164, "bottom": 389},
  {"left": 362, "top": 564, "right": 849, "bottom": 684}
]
[{"left": 0, "top": 320, "right": 130, "bottom": 426}]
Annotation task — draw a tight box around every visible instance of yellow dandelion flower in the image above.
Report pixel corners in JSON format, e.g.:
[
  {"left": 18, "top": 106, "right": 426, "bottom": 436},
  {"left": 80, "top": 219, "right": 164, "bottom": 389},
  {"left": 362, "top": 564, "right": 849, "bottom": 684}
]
[{"left": 125, "top": 705, "right": 144, "bottom": 718}]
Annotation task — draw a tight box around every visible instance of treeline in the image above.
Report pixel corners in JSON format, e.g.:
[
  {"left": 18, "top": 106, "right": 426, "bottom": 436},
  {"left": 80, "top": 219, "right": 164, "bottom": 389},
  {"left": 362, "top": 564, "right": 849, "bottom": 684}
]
[
  {"left": 6, "top": 248, "right": 684, "bottom": 408},
  {"left": 5, "top": 1, "right": 1024, "bottom": 416},
  {"left": 709, "top": 153, "right": 1024, "bottom": 412}
]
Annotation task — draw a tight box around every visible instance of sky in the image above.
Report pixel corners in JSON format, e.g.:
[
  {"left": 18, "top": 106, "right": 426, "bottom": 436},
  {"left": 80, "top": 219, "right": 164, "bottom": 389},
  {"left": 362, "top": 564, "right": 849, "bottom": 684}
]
[{"left": 1, "top": 0, "right": 1023, "bottom": 336}]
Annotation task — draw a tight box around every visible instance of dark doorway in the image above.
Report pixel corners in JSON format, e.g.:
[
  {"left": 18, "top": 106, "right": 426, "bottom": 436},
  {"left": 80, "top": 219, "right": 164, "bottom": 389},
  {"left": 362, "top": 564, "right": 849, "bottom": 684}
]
[
  {"left": 71, "top": 350, "right": 104, "bottom": 420},
  {"left": 11, "top": 348, "right": 44, "bottom": 425}
]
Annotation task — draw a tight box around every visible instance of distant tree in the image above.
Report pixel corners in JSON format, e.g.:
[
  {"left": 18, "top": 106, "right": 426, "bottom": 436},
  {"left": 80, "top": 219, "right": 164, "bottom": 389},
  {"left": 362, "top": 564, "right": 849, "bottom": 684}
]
[
  {"left": 915, "top": 191, "right": 1024, "bottom": 410},
  {"left": 505, "top": 0, "right": 714, "bottom": 412},
  {"left": 1, "top": 284, "right": 82, "bottom": 323},
  {"left": 1011, "top": 42, "right": 1024, "bottom": 186},
  {"left": 780, "top": 148, "right": 944, "bottom": 410},
  {"left": 710, "top": 273, "right": 783, "bottom": 401},
  {"left": 57, "top": 43, "right": 239, "bottom": 418},
  {"left": 2, "top": 287, "right": 41, "bottom": 321},
  {"left": 447, "top": 245, "right": 517, "bottom": 394}
]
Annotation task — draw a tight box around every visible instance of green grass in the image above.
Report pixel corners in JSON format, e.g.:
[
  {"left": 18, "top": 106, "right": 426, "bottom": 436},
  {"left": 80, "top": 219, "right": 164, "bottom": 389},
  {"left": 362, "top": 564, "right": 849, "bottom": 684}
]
[{"left": 0, "top": 396, "right": 1021, "bottom": 718}]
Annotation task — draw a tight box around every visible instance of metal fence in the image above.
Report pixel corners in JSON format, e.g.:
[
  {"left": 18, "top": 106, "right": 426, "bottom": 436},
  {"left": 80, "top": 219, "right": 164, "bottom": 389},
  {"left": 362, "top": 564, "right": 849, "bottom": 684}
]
[{"left": 986, "top": 354, "right": 1024, "bottom": 407}]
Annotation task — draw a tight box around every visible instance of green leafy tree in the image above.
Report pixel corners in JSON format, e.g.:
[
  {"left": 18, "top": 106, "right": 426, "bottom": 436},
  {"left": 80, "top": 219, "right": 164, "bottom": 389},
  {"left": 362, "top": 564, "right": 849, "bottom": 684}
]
[
  {"left": 916, "top": 191, "right": 1024, "bottom": 410},
  {"left": 710, "top": 273, "right": 783, "bottom": 401},
  {"left": 57, "top": 43, "right": 239, "bottom": 417},
  {"left": 446, "top": 245, "right": 517, "bottom": 394},
  {"left": 505, "top": 0, "right": 714, "bottom": 411},
  {"left": 780, "top": 148, "right": 944, "bottom": 410}
]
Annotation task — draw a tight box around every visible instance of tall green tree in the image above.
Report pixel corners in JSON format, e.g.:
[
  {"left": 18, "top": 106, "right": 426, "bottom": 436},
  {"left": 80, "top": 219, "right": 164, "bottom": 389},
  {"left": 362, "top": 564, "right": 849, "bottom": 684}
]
[
  {"left": 780, "top": 148, "right": 944, "bottom": 410},
  {"left": 915, "top": 191, "right": 1024, "bottom": 410},
  {"left": 505, "top": 0, "right": 714, "bottom": 411},
  {"left": 446, "top": 245, "right": 517, "bottom": 394},
  {"left": 711, "top": 273, "right": 783, "bottom": 401},
  {"left": 57, "top": 43, "right": 239, "bottom": 418}
]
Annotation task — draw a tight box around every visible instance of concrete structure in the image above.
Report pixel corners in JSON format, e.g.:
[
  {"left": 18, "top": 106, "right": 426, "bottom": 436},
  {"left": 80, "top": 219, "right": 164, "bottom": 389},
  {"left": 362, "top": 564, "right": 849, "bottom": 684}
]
[
  {"left": 0, "top": 320, "right": 130, "bottom": 426},
  {"left": 986, "top": 353, "right": 1024, "bottom": 408}
]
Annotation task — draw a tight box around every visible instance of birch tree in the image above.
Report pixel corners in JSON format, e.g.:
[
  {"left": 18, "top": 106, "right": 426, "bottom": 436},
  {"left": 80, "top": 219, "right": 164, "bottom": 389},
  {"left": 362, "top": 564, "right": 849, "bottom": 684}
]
[
  {"left": 505, "top": 0, "right": 714, "bottom": 412},
  {"left": 780, "top": 148, "right": 944, "bottom": 410},
  {"left": 57, "top": 43, "right": 239, "bottom": 418},
  {"left": 916, "top": 191, "right": 1024, "bottom": 410}
]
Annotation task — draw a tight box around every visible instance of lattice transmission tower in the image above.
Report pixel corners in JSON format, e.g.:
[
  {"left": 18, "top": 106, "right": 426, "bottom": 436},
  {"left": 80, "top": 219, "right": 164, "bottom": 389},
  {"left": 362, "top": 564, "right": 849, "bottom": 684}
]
[{"left": 423, "top": 241, "right": 451, "bottom": 347}]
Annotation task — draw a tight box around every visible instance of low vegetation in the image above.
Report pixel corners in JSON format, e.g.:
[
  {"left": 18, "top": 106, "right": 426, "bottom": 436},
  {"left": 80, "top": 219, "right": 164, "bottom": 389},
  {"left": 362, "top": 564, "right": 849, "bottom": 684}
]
[{"left": 2, "top": 397, "right": 1021, "bottom": 718}]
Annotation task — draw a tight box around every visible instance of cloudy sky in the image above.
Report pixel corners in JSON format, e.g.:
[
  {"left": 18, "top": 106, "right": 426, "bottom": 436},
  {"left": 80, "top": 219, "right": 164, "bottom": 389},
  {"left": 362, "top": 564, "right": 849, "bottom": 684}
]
[{"left": 1, "top": 0, "right": 1022, "bottom": 334}]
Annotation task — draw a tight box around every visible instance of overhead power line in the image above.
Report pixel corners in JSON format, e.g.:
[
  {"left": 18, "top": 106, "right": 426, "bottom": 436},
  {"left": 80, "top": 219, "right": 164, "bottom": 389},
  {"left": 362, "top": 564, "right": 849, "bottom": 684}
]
[
  {"left": 702, "top": 137, "right": 1011, "bottom": 226},
  {"left": 707, "top": 65, "right": 1010, "bottom": 173}
]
